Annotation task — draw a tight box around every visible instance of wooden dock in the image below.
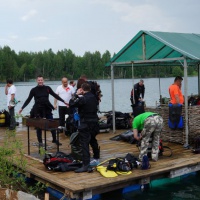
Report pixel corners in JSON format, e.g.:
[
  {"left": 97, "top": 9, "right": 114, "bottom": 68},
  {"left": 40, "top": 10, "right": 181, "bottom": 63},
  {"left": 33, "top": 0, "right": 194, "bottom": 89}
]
[{"left": 0, "top": 124, "right": 200, "bottom": 200}]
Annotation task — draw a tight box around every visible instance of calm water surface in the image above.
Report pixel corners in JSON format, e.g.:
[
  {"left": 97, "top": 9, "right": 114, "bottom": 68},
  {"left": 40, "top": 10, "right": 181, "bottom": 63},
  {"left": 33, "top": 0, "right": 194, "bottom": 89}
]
[
  {"left": 0, "top": 77, "right": 198, "bottom": 118},
  {"left": 0, "top": 77, "right": 199, "bottom": 200},
  {"left": 122, "top": 172, "right": 200, "bottom": 200}
]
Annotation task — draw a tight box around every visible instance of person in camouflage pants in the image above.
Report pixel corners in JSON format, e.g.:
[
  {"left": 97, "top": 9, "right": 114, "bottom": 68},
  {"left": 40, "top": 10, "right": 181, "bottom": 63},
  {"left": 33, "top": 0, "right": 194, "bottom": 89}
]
[{"left": 132, "top": 112, "right": 163, "bottom": 161}]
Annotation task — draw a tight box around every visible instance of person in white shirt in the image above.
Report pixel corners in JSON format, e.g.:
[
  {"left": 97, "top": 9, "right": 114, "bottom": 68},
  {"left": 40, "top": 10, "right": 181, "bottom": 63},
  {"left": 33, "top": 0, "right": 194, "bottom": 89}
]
[
  {"left": 54, "top": 77, "right": 74, "bottom": 134},
  {"left": 69, "top": 80, "right": 76, "bottom": 94},
  {"left": 5, "top": 79, "right": 17, "bottom": 130}
]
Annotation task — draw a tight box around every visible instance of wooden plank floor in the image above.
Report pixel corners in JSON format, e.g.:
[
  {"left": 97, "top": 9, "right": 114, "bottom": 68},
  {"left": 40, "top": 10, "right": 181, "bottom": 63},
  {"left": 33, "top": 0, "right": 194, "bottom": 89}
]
[{"left": 0, "top": 124, "right": 200, "bottom": 200}]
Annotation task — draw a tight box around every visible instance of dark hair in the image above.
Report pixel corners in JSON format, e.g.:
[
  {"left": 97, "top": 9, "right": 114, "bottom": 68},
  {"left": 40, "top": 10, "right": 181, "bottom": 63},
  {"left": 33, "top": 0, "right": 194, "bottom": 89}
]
[
  {"left": 80, "top": 74, "right": 87, "bottom": 81},
  {"left": 77, "top": 78, "right": 86, "bottom": 89},
  {"left": 6, "top": 79, "right": 13, "bottom": 84},
  {"left": 174, "top": 76, "right": 183, "bottom": 82},
  {"left": 37, "top": 74, "right": 44, "bottom": 78},
  {"left": 81, "top": 82, "right": 91, "bottom": 92},
  {"left": 69, "top": 80, "right": 74, "bottom": 84}
]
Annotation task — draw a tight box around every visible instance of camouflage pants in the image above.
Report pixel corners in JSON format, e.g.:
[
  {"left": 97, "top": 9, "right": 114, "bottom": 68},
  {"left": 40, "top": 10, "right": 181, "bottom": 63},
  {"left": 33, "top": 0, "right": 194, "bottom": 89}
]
[{"left": 139, "top": 115, "right": 163, "bottom": 161}]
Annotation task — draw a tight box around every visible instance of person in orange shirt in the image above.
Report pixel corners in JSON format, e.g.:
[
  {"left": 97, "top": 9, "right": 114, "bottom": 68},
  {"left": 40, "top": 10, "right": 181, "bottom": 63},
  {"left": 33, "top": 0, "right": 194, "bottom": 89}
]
[
  {"left": 169, "top": 76, "right": 184, "bottom": 105},
  {"left": 168, "top": 76, "right": 184, "bottom": 129}
]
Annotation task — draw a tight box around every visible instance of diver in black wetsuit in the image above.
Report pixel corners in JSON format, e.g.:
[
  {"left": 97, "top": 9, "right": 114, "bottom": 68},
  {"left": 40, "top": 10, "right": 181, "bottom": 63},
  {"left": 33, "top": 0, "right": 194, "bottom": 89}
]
[
  {"left": 19, "top": 75, "right": 68, "bottom": 146},
  {"left": 69, "top": 82, "right": 100, "bottom": 173},
  {"left": 130, "top": 80, "right": 145, "bottom": 106}
]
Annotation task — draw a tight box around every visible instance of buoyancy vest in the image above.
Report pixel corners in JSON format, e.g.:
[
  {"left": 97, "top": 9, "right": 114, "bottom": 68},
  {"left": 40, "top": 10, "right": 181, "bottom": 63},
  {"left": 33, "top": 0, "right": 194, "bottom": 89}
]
[{"left": 78, "top": 92, "right": 98, "bottom": 122}]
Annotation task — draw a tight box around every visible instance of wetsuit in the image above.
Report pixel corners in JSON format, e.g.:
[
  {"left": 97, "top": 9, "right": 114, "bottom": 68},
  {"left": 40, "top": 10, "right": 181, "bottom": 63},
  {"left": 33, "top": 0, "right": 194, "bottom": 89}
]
[
  {"left": 21, "top": 85, "right": 65, "bottom": 143},
  {"left": 69, "top": 92, "right": 100, "bottom": 166},
  {"left": 133, "top": 82, "right": 145, "bottom": 105}
]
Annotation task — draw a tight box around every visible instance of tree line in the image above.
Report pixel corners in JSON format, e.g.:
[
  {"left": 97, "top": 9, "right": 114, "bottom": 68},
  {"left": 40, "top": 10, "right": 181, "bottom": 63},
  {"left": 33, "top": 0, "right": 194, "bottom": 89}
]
[{"left": 0, "top": 45, "right": 197, "bottom": 82}]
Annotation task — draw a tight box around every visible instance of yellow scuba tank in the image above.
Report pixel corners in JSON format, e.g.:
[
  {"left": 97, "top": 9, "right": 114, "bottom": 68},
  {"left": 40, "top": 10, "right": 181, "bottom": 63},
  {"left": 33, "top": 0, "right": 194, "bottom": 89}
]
[{"left": 0, "top": 112, "right": 6, "bottom": 126}]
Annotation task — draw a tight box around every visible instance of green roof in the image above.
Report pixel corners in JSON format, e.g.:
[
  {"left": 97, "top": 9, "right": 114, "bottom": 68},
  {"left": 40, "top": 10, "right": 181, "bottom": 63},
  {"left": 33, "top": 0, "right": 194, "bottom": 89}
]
[{"left": 106, "top": 30, "right": 200, "bottom": 67}]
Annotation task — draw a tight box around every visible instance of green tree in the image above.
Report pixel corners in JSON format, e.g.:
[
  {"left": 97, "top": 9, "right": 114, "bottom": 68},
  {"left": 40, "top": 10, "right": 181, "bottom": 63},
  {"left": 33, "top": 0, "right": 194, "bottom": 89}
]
[{"left": 172, "top": 66, "right": 183, "bottom": 77}]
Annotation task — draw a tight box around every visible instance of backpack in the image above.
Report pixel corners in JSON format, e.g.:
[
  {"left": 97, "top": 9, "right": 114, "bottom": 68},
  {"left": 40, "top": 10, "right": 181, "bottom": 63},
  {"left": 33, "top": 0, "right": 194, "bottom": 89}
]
[{"left": 43, "top": 151, "right": 82, "bottom": 171}]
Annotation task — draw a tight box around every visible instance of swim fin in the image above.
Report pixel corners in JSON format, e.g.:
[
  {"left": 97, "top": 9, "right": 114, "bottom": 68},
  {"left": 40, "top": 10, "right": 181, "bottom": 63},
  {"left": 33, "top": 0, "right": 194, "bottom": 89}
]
[
  {"left": 116, "top": 171, "right": 132, "bottom": 175},
  {"left": 96, "top": 166, "right": 118, "bottom": 178}
]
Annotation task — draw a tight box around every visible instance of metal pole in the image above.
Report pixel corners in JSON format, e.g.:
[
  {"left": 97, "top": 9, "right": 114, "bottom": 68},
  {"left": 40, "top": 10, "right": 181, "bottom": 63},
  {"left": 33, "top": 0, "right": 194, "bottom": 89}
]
[
  {"left": 158, "top": 66, "right": 162, "bottom": 104},
  {"left": 111, "top": 64, "right": 116, "bottom": 133},
  {"left": 183, "top": 57, "right": 189, "bottom": 148},
  {"left": 198, "top": 64, "right": 200, "bottom": 95},
  {"left": 28, "top": 126, "right": 30, "bottom": 155},
  {"left": 132, "top": 62, "right": 135, "bottom": 105}
]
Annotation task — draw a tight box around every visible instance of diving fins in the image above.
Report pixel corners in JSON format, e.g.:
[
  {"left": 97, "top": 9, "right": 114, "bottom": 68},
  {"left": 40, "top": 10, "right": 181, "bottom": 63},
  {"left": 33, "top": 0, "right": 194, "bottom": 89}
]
[{"left": 96, "top": 166, "right": 118, "bottom": 178}]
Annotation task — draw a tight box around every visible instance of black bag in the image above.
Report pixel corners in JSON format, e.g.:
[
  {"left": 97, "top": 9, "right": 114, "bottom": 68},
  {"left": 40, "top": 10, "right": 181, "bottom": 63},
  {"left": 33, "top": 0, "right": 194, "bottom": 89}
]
[
  {"left": 51, "top": 162, "right": 82, "bottom": 172},
  {"left": 107, "top": 158, "right": 131, "bottom": 172},
  {"left": 124, "top": 153, "right": 140, "bottom": 169},
  {"left": 107, "top": 153, "right": 139, "bottom": 172},
  {"left": 106, "top": 111, "right": 132, "bottom": 129},
  {"left": 119, "top": 130, "right": 136, "bottom": 144},
  {"left": 43, "top": 151, "right": 81, "bottom": 171},
  {"left": 131, "top": 104, "right": 145, "bottom": 117},
  {"left": 99, "top": 122, "right": 111, "bottom": 133}
]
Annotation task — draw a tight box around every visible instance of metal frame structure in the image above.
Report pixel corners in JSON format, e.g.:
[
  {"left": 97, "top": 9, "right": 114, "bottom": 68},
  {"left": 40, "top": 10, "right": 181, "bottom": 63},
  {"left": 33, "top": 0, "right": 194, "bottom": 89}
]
[{"left": 108, "top": 30, "right": 200, "bottom": 147}]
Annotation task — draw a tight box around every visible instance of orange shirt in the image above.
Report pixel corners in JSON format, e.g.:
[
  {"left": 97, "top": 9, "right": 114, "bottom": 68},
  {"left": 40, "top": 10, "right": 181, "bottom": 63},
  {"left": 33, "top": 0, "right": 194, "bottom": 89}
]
[{"left": 169, "top": 84, "right": 184, "bottom": 104}]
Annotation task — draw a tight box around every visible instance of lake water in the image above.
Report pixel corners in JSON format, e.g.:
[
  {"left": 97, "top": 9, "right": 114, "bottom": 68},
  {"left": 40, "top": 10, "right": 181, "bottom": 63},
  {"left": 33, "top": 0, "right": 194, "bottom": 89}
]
[
  {"left": 122, "top": 172, "right": 200, "bottom": 200},
  {"left": 0, "top": 77, "right": 198, "bottom": 118},
  {"left": 0, "top": 77, "right": 199, "bottom": 200}
]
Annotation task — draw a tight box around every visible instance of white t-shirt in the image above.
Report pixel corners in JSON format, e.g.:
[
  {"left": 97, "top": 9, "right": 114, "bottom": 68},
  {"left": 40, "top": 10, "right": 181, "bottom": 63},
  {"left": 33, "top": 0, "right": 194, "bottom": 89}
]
[
  {"left": 7, "top": 85, "right": 16, "bottom": 106},
  {"left": 70, "top": 86, "right": 76, "bottom": 94},
  {"left": 55, "top": 85, "right": 74, "bottom": 106}
]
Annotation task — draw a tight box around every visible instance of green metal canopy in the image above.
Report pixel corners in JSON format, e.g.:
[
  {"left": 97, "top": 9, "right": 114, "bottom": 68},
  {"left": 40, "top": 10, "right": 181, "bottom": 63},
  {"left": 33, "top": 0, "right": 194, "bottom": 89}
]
[
  {"left": 107, "top": 30, "right": 200, "bottom": 148},
  {"left": 106, "top": 30, "right": 200, "bottom": 67}
]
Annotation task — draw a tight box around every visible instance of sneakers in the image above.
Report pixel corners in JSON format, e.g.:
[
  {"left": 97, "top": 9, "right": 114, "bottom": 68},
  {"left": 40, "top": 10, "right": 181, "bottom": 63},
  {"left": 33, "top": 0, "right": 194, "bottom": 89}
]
[
  {"left": 52, "top": 140, "right": 62, "bottom": 146},
  {"left": 90, "top": 158, "right": 100, "bottom": 167}
]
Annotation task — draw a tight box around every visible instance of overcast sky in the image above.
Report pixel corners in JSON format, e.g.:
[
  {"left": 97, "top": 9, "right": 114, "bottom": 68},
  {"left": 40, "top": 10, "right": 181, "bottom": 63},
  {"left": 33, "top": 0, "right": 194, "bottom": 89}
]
[{"left": 1, "top": 0, "right": 200, "bottom": 56}]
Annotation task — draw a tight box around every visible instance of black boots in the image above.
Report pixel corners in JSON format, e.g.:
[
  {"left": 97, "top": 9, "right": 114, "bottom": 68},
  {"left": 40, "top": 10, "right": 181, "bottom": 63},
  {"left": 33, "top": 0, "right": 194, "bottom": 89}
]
[{"left": 74, "top": 165, "right": 89, "bottom": 173}]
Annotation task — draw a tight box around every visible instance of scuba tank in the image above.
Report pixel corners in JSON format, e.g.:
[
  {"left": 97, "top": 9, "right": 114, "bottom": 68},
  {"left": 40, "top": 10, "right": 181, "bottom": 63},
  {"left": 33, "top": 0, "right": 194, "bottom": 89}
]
[{"left": 0, "top": 111, "right": 6, "bottom": 126}]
